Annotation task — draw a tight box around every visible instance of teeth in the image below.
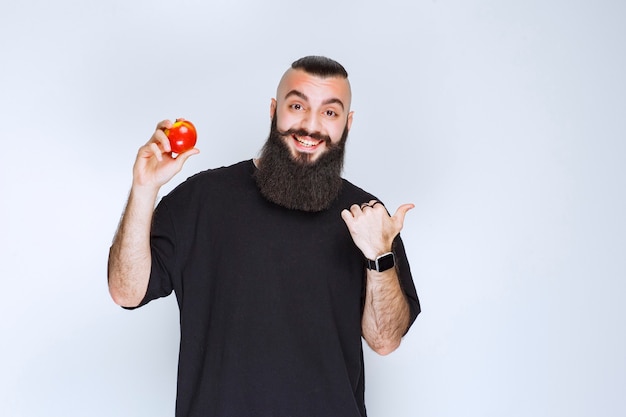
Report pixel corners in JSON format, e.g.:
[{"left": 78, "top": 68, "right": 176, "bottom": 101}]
[{"left": 295, "top": 135, "right": 320, "bottom": 147}]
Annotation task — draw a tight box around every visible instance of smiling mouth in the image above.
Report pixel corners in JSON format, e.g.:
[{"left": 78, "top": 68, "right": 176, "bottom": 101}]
[{"left": 292, "top": 134, "right": 322, "bottom": 148}]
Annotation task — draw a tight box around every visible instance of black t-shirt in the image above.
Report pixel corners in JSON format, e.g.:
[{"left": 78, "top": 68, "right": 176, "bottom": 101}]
[{"left": 140, "top": 160, "right": 420, "bottom": 417}]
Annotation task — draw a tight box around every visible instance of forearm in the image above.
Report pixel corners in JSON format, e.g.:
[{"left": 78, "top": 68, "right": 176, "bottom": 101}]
[
  {"left": 108, "top": 185, "right": 159, "bottom": 307},
  {"left": 361, "top": 267, "right": 410, "bottom": 355}
]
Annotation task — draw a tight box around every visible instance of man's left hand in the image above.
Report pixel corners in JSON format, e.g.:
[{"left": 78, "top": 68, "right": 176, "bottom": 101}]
[{"left": 341, "top": 200, "right": 414, "bottom": 260}]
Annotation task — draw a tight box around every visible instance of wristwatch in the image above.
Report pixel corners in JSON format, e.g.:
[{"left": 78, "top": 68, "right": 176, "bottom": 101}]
[{"left": 366, "top": 252, "right": 396, "bottom": 272}]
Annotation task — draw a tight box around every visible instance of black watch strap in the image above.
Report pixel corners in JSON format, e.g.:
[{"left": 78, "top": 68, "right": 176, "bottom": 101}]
[{"left": 366, "top": 252, "right": 395, "bottom": 272}]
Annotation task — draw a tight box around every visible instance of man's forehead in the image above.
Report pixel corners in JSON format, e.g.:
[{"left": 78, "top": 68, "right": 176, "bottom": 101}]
[{"left": 276, "top": 68, "right": 352, "bottom": 105}]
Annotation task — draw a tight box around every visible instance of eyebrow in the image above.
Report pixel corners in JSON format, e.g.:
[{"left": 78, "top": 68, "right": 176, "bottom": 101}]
[{"left": 284, "top": 89, "right": 345, "bottom": 110}]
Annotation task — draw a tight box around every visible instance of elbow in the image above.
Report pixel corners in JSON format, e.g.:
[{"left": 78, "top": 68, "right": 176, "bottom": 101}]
[
  {"left": 108, "top": 287, "right": 139, "bottom": 308},
  {"left": 367, "top": 336, "right": 402, "bottom": 356},
  {"left": 108, "top": 277, "right": 144, "bottom": 308},
  {"left": 109, "top": 290, "right": 140, "bottom": 308},
  {"left": 377, "top": 341, "right": 402, "bottom": 356},
  {"left": 107, "top": 261, "right": 148, "bottom": 308}
]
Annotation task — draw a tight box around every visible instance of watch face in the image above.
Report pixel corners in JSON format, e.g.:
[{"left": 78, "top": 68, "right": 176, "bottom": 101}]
[{"left": 377, "top": 253, "right": 395, "bottom": 272}]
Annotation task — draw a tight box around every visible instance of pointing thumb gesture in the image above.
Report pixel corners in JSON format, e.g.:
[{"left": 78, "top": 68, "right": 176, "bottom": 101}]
[
  {"left": 391, "top": 203, "right": 415, "bottom": 233},
  {"left": 341, "top": 201, "right": 414, "bottom": 260}
]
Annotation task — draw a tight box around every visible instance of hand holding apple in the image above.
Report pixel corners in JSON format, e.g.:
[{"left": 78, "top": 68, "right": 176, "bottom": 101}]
[
  {"left": 132, "top": 119, "right": 199, "bottom": 190},
  {"left": 165, "top": 120, "right": 197, "bottom": 154}
]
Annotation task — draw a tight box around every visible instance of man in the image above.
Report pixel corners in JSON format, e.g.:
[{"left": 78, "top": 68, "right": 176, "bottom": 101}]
[{"left": 108, "top": 56, "right": 420, "bottom": 417}]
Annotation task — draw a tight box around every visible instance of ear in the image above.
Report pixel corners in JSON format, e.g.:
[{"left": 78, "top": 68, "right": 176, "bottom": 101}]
[
  {"left": 270, "top": 98, "right": 277, "bottom": 119},
  {"left": 346, "top": 110, "right": 354, "bottom": 130}
]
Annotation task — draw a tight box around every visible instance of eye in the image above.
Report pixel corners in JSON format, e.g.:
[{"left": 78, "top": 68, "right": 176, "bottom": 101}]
[
  {"left": 290, "top": 103, "right": 303, "bottom": 111},
  {"left": 324, "top": 109, "right": 338, "bottom": 117}
]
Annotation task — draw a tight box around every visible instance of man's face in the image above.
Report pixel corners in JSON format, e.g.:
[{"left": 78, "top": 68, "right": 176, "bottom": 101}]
[{"left": 270, "top": 69, "right": 354, "bottom": 163}]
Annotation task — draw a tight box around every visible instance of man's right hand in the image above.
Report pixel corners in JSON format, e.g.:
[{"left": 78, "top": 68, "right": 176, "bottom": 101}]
[
  {"left": 108, "top": 120, "right": 199, "bottom": 307},
  {"left": 132, "top": 119, "right": 200, "bottom": 191}
]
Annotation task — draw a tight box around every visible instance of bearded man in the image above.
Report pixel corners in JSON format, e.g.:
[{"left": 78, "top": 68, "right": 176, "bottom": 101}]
[{"left": 108, "top": 56, "right": 420, "bottom": 417}]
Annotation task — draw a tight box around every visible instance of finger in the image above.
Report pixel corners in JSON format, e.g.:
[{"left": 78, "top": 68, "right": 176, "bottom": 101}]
[
  {"left": 153, "top": 129, "right": 172, "bottom": 152},
  {"left": 392, "top": 203, "right": 415, "bottom": 225},
  {"left": 341, "top": 208, "right": 355, "bottom": 225},
  {"left": 349, "top": 203, "right": 363, "bottom": 216},
  {"left": 370, "top": 201, "right": 386, "bottom": 212},
  {"left": 156, "top": 119, "right": 173, "bottom": 130},
  {"left": 173, "top": 148, "right": 200, "bottom": 165},
  {"left": 148, "top": 142, "right": 164, "bottom": 162}
]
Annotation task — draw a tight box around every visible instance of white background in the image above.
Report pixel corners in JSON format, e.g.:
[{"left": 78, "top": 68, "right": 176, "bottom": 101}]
[{"left": 1, "top": 1, "right": 625, "bottom": 416}]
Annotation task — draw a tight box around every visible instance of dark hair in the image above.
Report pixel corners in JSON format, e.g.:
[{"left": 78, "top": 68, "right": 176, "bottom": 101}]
[{"left": 291, "top": 56, "right": 348, "bottom": 78}]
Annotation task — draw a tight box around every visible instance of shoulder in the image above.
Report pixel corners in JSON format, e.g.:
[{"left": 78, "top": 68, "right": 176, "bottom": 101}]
[
  {"left": 185, "top": 159, "right": 254, "bottom": 186},
  {"left": 157, "top": 160, "right": 257, "bottom": 214},
  {"left": 338, "top": 178, "right": 378, "bottom": 207},
  {"left": 164, "top": 160, "right": 255, "bottom": 200}
]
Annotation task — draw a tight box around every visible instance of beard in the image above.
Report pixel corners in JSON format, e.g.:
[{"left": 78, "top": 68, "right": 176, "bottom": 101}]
[{"left": 254, "top": 116, "right": 349, "bottom": 212}]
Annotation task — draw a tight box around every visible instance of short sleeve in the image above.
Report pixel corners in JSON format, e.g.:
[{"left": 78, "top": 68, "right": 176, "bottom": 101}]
[
  {"left": 393, "top": 234, "right": 421, "bottom": 334},
  {"left": 129, "top": 200, "right": 176, "bottom": 309}
]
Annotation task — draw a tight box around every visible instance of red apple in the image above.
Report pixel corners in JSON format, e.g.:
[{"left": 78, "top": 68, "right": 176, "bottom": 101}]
[{"left": 165, "top": 120, "right": 197, "bottom": 154}]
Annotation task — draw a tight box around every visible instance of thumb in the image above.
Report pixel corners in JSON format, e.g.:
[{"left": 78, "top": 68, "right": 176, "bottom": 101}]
[
  {"left": 174, "top": 148, "right": 200, "bottom": 166},
  {"left": 392, "top": 203, "right": 415, "bottom": 226}
]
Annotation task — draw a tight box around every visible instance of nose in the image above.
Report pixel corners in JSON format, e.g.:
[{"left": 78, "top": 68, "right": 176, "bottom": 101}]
[{"left": 301, "top": 111, "right": 322, "bottom": 134}]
